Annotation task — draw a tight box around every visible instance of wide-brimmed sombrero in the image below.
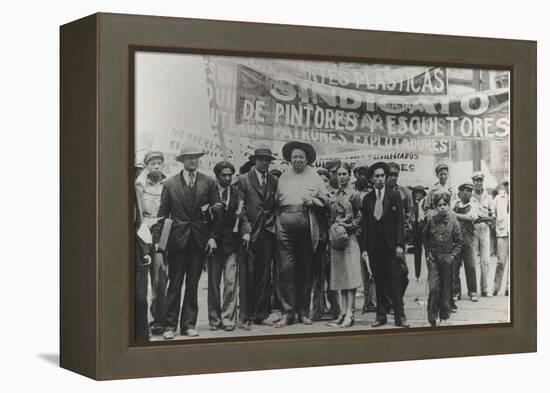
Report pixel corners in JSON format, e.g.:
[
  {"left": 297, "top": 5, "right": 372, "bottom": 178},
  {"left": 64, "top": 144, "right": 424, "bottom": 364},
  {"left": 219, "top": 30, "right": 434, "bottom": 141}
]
[{"left": 282, "top": 141, "right": 316, "bottom": 165}]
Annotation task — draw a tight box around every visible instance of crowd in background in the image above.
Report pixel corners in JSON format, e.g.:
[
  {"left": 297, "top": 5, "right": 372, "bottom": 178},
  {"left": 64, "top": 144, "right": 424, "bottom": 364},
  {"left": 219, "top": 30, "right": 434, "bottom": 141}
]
[{"left": 133, "top": 140, "right": 510, "bottom": 341}]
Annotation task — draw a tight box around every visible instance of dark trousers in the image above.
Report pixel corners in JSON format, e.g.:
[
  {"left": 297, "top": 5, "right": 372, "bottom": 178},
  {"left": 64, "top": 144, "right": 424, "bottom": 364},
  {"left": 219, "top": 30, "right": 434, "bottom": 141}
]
[
  {"left": 369, "top": 239, "right": 406, "bottom": 323},
  {"left": 399, "top": 255, "right": 409, "bottom": 298},
  {"left": 207, "top": 251, "right": 238, "bottom": 328},
  {"left": 428, "top": 253, "right": 453, "bottom": 322},
  {"left": 277, "top": 211, "right": 313, "bottom": 319},
  {"left": 271, "top": 253, "right": 283, "bottom": 312},
  {"left": 312, "top": 241, "right": 341, "bottom": 318},
  {"left": 134, "top": 262, "right": 149, "bottom": 343},
  {"left": 454, "top": 241, "right": 477, "bottom": 297},
  {"left": 134, "top": 236, "right": 149, "bottom": 343},
  {"left": 164, "top": 238, "right": 204, "bottom": 332},
  {"left": 148, "top": 252, "right": 167, "bottom": 329},
  {"left": 360, "top": 255, "right": 376, "bottom": 310},
  {"left": 412, "top": 222, "right": 424, "bottom": 279},
  {"left": 251, "top": 232, "right": 275, "bottom": 321}
]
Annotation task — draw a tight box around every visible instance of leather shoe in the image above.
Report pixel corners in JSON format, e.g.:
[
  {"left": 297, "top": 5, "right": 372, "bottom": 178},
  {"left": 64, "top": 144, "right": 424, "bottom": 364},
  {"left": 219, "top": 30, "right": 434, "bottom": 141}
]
[
  {"left": 395, "top": 319, "right": 410, "bottom": 328},
  {"left": 340, "top": 315, "right": 355, "bottom": 328},
  {"left": 311, "top": 313, "right": 323, "bottom": 322},
  {"left": 482, "top": 291, "right": 493, "bottom": 298},
  {"left": 223, "top": 325, "right": 235, "bottom": 332},
  {"left": 209, "top": 324, "right": 221, "bottom": 331},
  {"left": 237, "top": 321, "right": 252, "bottom": 331},
  {"left": 371, "top": 319, "right": 387, "bottom": 328},
  {"left": 150, "top": 325, "right": 164, "bottom": 335},
  {"left": 162, "top": 329, "right": 175, "bottom": 340},
  {"left": 254, "top": 318, "right": 273, "bottom": 326},
  {"left": 274, "top": 316, "right": 293, "bottom": 328},
  {"left": 183, "top": 328, "right": 199, "bottom": 337},
  {"left": 299, "top": 316, "right": 313, "bottom": 325}
]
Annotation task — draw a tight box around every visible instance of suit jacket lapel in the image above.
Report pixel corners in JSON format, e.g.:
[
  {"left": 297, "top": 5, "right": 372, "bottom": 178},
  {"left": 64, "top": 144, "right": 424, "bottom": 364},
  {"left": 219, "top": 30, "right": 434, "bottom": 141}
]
[
  {"left": 176, "top": 171, "right": 191, "bottom": 216},
  {"left": 382, "top": 185, "right": 391, "bottom": 216},
  {"left": 248, "top": 170, "right": 264, "bottom": 199},
  {"left": 191, "top": 173, "right": 206, "bottom": 214}
]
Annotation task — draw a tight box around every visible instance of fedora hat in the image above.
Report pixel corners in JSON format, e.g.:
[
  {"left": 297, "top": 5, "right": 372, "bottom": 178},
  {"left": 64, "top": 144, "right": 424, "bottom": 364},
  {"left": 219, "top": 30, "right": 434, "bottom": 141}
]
[
  {"left": 353, "top": 159, "right": 370, "bottom": 176},
  {"left": 367, "top": 161, "right": 390, "bottom": 180},
  {"left": 411, "top": 185, "right": 428, "bottom": 198},
  {"left": 282, "top": 141, "right": 316, "bottom": 165},
  {"left": 175, "top": 145, "right": 205, "bottom": 162},
  {"left": 249, "top": 147, "right": 276, "bottom": 161}
]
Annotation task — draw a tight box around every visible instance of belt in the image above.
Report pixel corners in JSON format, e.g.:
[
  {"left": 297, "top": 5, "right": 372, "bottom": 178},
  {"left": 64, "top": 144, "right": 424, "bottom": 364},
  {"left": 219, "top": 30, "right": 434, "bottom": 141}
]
[{"left": 280, "top": 204, "right": 307, "bottom": 213}]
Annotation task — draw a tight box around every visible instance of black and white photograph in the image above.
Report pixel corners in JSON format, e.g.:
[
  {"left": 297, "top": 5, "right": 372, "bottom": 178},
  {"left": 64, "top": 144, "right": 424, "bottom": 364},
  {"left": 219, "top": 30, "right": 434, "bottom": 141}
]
[{"left": 132, "top": 51, "right": 511, "bottom": 342}]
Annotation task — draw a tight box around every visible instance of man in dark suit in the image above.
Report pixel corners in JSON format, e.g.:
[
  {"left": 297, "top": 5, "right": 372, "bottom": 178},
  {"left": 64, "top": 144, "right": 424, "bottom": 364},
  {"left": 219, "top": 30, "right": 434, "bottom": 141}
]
[
  {"left": 154, "top": 146, "right": 217, "bottom": 339},
  {"left": 361, "top": 162, "right": 409, "bottom": 328},
  {"left": 208, "top": 161, "right": 251, "bottom": 332},
  {"left": 236, "top": 148, "right": 278, "bottom": 328}
]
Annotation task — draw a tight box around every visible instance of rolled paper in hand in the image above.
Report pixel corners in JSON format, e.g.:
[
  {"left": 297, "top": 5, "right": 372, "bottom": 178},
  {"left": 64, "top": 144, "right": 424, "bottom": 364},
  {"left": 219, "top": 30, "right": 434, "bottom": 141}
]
[{"left": 233, "top": 200, "right": 244, "bottom": 233}]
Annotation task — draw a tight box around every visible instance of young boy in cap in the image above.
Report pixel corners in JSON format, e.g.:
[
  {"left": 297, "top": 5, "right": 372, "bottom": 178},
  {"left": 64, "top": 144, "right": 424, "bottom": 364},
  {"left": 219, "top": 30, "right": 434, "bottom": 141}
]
[
  {"left": 453, "top": 183, "right": 479, "bottom": 303},
  {"left": 425, "top": 163, "right": 455, "bottom": 212},
  {"left": 135, "top": 151, "right": 167, "bottom": 335},
  {"left": 423, "top": 192, "right": 462, "bottom": 326}
]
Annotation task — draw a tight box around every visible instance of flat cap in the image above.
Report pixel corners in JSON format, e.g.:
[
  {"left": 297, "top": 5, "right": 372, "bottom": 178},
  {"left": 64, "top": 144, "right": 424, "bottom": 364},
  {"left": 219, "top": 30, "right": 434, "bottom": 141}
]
[
  {"left": 458, "top": 182, "right": 474, "bottom": 191},
  {"left": 143, "top": 150, "right": 164, "bottom": 165},
  {"left": 471, "top": 171, "right": 485, "bottom": 181},
  {"left": 435, "top": 163, "right": 449, "bottom": 175}
]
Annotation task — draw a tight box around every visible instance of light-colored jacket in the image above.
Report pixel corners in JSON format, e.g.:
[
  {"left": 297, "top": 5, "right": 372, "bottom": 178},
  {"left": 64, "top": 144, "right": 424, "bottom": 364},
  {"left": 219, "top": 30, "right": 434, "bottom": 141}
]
[{"left": 493, "top": 190, "right": 510, "bottom": 237}]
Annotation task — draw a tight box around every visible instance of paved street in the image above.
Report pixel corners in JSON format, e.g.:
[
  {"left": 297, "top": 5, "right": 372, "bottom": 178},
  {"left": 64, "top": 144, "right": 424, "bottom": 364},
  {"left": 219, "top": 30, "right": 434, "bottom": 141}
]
[{"left": 149, "top": 252, "right": 509, "bottom": 342}]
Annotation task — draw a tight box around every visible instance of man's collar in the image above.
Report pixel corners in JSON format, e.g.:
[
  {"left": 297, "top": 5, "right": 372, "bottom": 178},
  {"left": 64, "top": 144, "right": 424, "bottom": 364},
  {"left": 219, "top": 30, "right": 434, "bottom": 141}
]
[
  {"left": 146, "top": 171, "right": 165, "bottom": 184},
  {"left": 255, "top": 168, "right": 266, "bottom": 178}
]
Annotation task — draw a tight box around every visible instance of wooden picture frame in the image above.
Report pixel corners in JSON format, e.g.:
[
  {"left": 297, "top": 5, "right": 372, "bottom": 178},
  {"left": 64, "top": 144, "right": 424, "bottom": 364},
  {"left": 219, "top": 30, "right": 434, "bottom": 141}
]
[{"left": 60, "top": 12, "right": 536, "bottom": 380}]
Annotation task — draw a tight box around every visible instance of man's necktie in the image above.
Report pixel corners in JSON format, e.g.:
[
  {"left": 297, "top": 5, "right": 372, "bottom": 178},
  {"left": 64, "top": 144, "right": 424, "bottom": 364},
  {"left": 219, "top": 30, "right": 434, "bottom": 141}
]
[
  {"left": 222, "top": 187, "right": 228, "bottom": 204},
  {"left": 374, "top": 189, "right": 383, "bottom": 220},
  {"left": 417, "top": 200, "right": 425, "bottom": 222},
  {"left": 188, "top": 172, "right": 195, "bottom": 188},
  {"left": 261, "top": 173, "right": 267, "bottom": 193}
]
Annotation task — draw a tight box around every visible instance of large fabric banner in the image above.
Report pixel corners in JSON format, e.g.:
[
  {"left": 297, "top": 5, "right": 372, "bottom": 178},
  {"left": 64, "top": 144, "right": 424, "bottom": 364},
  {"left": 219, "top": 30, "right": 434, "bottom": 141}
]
[{"left": 235, "top": 64, "right": 509, "bottom": 141}]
